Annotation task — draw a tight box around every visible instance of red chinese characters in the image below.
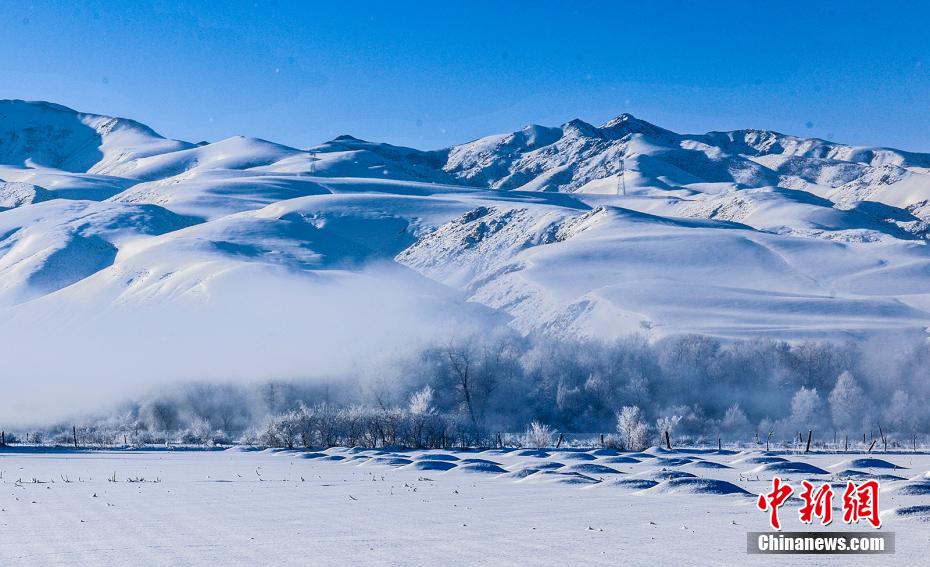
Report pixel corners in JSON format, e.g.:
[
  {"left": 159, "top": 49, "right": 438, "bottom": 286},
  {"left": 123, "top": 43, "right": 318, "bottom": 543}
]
[
  {"left": 757, "top": 476, "right": 794, "bottom": 529},
  {"left": 798, "top": 480, "right": 834, "bottom": 525},
  {"left": 842, "top": 479, "right": 881, "bottom": 528},
  {"left": 758, "top": 477, "right": 882, "bottom": 529}
]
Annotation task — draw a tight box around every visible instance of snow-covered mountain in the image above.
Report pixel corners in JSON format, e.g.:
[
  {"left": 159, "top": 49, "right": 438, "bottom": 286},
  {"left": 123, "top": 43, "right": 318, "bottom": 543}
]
[{"left": 3, "top": 98, "right": 930, "bottom": 351}]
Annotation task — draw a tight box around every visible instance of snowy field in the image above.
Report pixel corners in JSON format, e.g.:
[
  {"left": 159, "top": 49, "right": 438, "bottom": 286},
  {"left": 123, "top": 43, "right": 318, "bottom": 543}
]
[{"left": 1, "top": 447, "right": 928, "bottom": 566}]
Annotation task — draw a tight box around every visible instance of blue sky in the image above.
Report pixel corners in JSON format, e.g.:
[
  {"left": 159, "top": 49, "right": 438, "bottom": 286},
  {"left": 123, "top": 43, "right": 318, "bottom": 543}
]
[{"left": 2, "top": 0, "right": 928, "bottom": 150}]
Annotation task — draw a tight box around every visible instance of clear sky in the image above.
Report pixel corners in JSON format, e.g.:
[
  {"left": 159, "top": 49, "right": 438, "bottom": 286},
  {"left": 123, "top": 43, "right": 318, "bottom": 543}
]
[{"left": 2, "top": 0, "right": 928, "bottom": 151}]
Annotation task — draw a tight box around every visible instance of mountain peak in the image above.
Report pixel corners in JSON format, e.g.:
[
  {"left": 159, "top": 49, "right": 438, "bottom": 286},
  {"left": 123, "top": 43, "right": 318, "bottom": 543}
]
[
  {"left": 599, "top": 113, "right": 672, "bottom": 139},
  {"left": 600, "top": 112, "right": 638, "bottom": 128},
  {"left": 561, "top": 118, "right": 599, "bottom": 137}
]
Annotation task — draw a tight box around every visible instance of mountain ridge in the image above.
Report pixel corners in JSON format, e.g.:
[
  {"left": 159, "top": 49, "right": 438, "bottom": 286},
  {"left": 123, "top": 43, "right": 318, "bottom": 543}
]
[{"left": 2, "top": 99, "right": 930, "bottom": 345}]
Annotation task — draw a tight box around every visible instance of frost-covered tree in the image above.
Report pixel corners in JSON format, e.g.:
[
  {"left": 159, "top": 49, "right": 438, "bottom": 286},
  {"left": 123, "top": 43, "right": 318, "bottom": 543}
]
[
  {"left": 139, "top": 399, "right": 179, "bottom": 433},
  {"left": 293, "top": 404, "right": 317, "bottom": 448},
  {"left": 616, "top": 406, "right": 649, "bottom": 450},
  {"left": 721, "top": 403, "right": 751, "bottom": 439},
  {"left": 522, "top": 421, "right": 554, "bottom": 449},
  {"left": 789, "top": 386, "right": 823, "bottom": 430},
  {"left": 409, "top": 386, "right": 434, "bottom": 416},
  {"left": 885, "top": 389, "right": 919, "bottom": 435},
  {"left": 409, "top": 386, "right": 436, "bottom": 447},
  {"left": 829, "top": 371, "right": 866, "bottom": 432}
]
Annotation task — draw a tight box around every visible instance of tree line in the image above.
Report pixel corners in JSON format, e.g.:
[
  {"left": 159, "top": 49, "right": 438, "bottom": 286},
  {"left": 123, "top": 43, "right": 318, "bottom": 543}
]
[{"left": 3, "top": 332, "right": 929, "bottom": 449}]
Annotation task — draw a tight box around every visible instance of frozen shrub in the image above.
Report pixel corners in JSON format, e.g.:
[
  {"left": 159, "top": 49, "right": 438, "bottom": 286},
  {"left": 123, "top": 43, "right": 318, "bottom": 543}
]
[
  {"left": 211, "top": 430, "right": 233, "bottom": 446},
  {"left": 656, "top": 414, "right": 681, "bottom": 444},
  {"left": 522, "top": 421, "right": 554, "bottom": 448},
  {"left": 602, "top": 433, "right": 624, "bottom": 449},
  {"left": 180, "top": 417, "right": 213, "bottom": 446}
]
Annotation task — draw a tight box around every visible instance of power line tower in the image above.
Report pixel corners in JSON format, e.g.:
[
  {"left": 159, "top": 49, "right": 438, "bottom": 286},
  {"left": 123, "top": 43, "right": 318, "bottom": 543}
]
[
  {"left": 309, "top": 151, "right": 317, "bottom": 175},
  {"left": 617, "top": 156, "right": 626, "bottom": 196}
]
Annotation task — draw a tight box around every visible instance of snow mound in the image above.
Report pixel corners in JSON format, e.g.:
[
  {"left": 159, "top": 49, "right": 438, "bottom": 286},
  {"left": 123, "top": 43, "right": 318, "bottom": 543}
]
[
  {"left": 530, "top": 471, "right": 601, "bottom": 485},
  {"left": 645, "top": 447, "right": 676, "bottom": 454},
  {"left": 557, "top": 452, "right": 598, "bottom": 461},
  {"left": 750, "top": 461, "right": 830, "bottom": 475},
  {"left": 690, "top": 460, "right": 732, "bottom": 469},
  {"left": 590, "top": 448, "right": 619, "bottom": 456},
  {"left": 649, "top": 470, "right": 697, "bottom": 481},
  {"left": 653, "top": 458, "right": 696, "bottom": 467},
  {"left": 517, "top": 461, "right": 564, "bottom": 471},
  {"left": 458, "top": 458, "right": 502, "bottom": 466},
  {"left": 479, "top": 448, "right": 516, "bottom": 455},
  {"left": 641, "top": 478, "right": 751, "bottom": 496},
  {"left": 516, "top": 450, "right": 550, "bottom": 458},
  {"left": 368, "top": 457, "right": 413, "bottom": 467},
  {"left": 832, "top": 469, "right": 905, "bottom": 481},
  {"left": 731, "top": 456, "right": 788, "bottom": 465},
  {"left": 886, "top": 505, "right": 930, "bottom": 522},
  {"left": 414, "top": 454, "right": 460, "bottom": 462},
  {"left": 888, "top": 481, "right": 930, "bottom": 495},
  {"left": 401, "top": 460, "right": 457, "bottom": 472},
  {"left": 459, "top": 462, "right": 508, "bottom": 474},
  {"left": 598, "top": 456, "right": 642, "bottom": 464},
  {"left": 829, "top": 458, "right": 905, "bottom": 470},
  {"left": 561, "top": 463, "right": 623, "bottom": 476},
  {"left": 501, "top": 468, "right": 542, "bottom": 480},
  {"left": 604, "top": 478, "right": 659, "bottom": 490}
]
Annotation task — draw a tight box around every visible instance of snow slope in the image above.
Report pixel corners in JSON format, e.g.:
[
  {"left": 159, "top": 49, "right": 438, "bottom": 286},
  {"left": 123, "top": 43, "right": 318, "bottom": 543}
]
[
  {"left": 0, "top": 100, "right": 192, "bottom": 173},
  {"left": 2, "top": 99, "right": 930, "bottom": 370}
]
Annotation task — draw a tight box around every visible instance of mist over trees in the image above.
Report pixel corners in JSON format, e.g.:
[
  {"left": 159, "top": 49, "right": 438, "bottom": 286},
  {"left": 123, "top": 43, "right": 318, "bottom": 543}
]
[{"left": 8, "top": 332, "right": 930, "bottom": 449}]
